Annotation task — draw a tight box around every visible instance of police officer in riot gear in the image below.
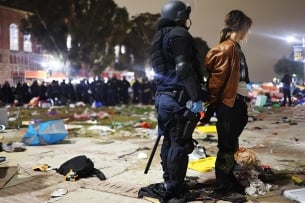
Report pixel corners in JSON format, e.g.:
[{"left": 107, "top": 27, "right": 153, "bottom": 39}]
[{"left": 150, "top": 1, "right": 204, "bottom": 201}]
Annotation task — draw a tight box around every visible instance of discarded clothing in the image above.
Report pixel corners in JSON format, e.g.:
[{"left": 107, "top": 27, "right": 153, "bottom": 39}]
[
  {"left": 2, "top": 142, "right": 26, "bottom": 152},
  {"left": 138, "top": 183, "right": 200, "bottom": 203}
]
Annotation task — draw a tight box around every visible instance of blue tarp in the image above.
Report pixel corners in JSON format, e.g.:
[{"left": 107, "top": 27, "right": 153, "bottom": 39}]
[{"left": 22, "top": 120, "right": 68, "bottom": 146}]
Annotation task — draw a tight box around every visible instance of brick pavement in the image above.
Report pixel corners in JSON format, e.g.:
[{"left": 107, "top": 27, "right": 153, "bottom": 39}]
[{"left": 0, "top": 166, "right": 142, "bottom": 203}]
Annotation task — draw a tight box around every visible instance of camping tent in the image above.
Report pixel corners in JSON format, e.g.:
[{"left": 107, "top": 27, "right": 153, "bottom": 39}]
[{"left": 22, "top": 120, "right": 68, "bottom": 146}]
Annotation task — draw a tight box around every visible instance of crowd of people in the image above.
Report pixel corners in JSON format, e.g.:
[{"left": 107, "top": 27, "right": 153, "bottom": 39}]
[{"left": 0, "top": 76, "right": 157, "bottom": 107}]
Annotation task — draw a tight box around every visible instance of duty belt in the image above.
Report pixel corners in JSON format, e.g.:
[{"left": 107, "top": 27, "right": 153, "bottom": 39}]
[
  {"left": 155, "top": 90, "right": 178, "bottom": 98},
  {"left": 156, "top": 89, "right": 189, "bottom": 106}
]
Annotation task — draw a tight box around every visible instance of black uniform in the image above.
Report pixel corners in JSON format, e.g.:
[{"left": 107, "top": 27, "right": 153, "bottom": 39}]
[{"left": 147, "top": 1, "right": 203, "bottom": 201}]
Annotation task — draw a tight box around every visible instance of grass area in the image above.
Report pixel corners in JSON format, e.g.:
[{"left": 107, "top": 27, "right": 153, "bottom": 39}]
[{"left": 5, "top": 104, "right": 157, "bottom": 132}]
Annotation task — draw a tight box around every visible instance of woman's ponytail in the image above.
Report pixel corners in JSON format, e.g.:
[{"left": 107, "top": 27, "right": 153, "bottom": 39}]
[{"left": 219, "top": 27, "right": 231, "bottom": 43}]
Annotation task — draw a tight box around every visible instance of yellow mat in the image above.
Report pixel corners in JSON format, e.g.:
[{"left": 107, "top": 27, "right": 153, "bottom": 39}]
[
  {"left": 196, "top": 125, "right": 217, "bottom": 133},
  {"left": 188, "top": 157, "right": 216, "bottom": 173}
]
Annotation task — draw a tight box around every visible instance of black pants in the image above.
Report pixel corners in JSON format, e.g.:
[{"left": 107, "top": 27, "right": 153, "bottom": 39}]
[
  {"left": 214, "top": 97, "right": 248, "bottom": 194},
  {"left": 283, "top": 87, "right": 292, "bottom": 106}
]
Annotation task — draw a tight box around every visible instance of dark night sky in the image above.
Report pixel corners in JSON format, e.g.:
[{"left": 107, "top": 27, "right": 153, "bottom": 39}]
[{"left": 115, "top": 0, "right": 305, "bottom": 82}]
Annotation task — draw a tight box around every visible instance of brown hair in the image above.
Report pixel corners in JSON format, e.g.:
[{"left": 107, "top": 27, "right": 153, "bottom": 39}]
[{"left": 219, "top": 10, "right": 253, "bottom": 43}]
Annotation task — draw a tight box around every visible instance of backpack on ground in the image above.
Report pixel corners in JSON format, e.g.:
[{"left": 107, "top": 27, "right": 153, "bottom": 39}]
[{"left": 56, "top": 155, "right": 106, "bottom": 181}]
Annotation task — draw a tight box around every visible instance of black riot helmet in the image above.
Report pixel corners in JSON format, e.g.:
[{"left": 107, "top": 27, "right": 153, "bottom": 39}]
[{"left": 161, "top": 1, "right": 191, "bottom": 23}]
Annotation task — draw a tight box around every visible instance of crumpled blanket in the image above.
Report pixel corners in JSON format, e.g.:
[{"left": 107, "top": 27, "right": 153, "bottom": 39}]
[{"left": 138, "top": 183, "right": 200, "bottom": 203}]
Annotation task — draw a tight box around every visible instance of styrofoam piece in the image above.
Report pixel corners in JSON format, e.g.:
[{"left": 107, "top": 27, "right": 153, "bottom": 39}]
[{"left": 283, "top": 188, "right": 305, "bottom": 203}]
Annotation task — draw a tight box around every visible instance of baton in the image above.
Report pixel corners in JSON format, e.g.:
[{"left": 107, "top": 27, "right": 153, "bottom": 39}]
[{"left": 144, "top": 134, "right": 162, "bottom": 174}]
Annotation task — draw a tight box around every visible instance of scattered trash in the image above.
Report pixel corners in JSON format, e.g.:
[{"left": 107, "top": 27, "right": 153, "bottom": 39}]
[
  {"left": 73, "top": 112, "right": 90, "bottom": 119},
  {"left": 189, "top": 145, "right": 207, "bottom": 161},
  {"left": 47, "top": 107, "right": 57, "bottom": 116},
  {"left": 2, "top": 142, "right": 26, "bottom": 152},
  {"left": 0, "top": 108, "right": 8, "bottom": 128},
  {"left": 64, "top": 169, "right": 78, "bottom": 181},
  {"left": 137, "top": 152, "right": 148, "bottom": 159},
  {"left": 272, "top": 102, "right": 280, "bottom": 108},
  {"left": 28, "top": 96, "right": 40, "bottom": 107},
  {"left": 245, "top": 178, "right": 266, "bottom": 196},
  {"left": 188, "top": 157, "right": 216, "bottom": 172},
  {"left": 234, "top": 167, "right": 260, "bottom": 186},
  {"left": 291, "top": 137, "right": 299, "bottom": 144},
  {"left": 282, "top": 116, "right": 290, "bottom": 123},
  {"left": 64, "top": 124, "right": 83, "bottom": 130},
  {"left": 248, "top": 116, "right": 255, "bottom": 122},
  {"left": 75, "top": 101, "right": 86, "bottom": 107},
  {"left": 134, "top": 121, "right": 152, "bottom": 129},
  {"left": 283, "top": 188, "right": 305, "bottom": 203},
  {"left": 234, "top": 147, "right": 257, "bottom": 167},
  {"left": 0, "top": 124, "right": 5, "bottom": 131},
  {"left": 291, "top": 175, "right": 305, "bottom": 186},
  {"left": 118, "top": 147, "right": 150, "bottom": 159},
  {"left": 0, "top": 156, "right": 6, "bottom": 163},
  {"left": 69, "top": 103, "right": 76, "bottom": 108},
  {"left": 87, "top": 125, "right": 115, "bottom": 136},
  {"left": 50, "top": 188, "right": 68, "bottom": 198},
  {"left": 255, "top": 95, "right": 267, "bottom": 107},
  {"left": 32, "top": 164, "right": 52, "bottom": 172},
  {"left": 39, "top": 101, "right": 52, "bottom": 108},
  {"left": 91, "top": 101, "right": 103, "bottom": 108},
  {"left": 196, "top": 125, "right": 217, "bottom": 133},
  {"left": 22, "top": 120, "right": 68, "bottom": 146},
  {"left": 265, "top": 183, "right": 279, "bottom": 191}
]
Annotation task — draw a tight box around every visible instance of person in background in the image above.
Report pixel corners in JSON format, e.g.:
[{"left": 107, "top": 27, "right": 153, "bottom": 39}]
[
  {"left": 119, "top": 76, "right": 130, "bottom": 104},
  {"left": 205, "top": 10, "right": 252, "bottom": 202},
  {"left": 132, "top": 79, "right": 141, "bottom": 104},
  {"left": 281, "top": 70, "right": 292, "bottom": 106}
]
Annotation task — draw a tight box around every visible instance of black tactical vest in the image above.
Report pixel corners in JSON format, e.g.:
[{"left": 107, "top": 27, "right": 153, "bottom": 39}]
[{"left": 150, "top": 27, "right": 174, "bottom": 84}]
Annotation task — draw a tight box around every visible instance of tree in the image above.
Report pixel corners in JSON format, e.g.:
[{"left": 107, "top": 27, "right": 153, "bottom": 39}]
[
  {"left": 119, "top": 12, "right": 160, "bottom": 77},
  {"left": 16, "top": 0, "right": 129, "bottom": 76},
  {"left": 117, "top": 13, "right": 210, "bottom": 79},
  {"left": 274, "top": 57, "right": 304, "bottom": 79}
]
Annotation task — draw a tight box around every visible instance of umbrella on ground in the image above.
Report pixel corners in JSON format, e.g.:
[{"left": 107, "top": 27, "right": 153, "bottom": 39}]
[{"left": 22, "top": 119, "right": 68, "bottom": 146}]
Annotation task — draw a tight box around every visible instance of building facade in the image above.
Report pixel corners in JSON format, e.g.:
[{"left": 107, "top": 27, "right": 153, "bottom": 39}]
[{"left": 0, "top": 5, "right": 65, "bottom": 86}]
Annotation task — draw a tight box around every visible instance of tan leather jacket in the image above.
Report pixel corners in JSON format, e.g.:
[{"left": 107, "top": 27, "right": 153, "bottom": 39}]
[{"left": 205, "top": 39, "right": 240, "bottom": 108}]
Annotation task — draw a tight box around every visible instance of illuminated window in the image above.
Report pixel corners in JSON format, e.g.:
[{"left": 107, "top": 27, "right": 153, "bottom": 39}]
[
  {"left": 10, "top": 24, "right": 19, "bottom": 51},
  {"left": 24, "top": 34, "right": 32, "bottom": 52}
]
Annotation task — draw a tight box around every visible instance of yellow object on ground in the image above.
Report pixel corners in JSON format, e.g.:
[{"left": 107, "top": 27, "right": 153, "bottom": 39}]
[
  {"left": 196, "top": 125, "right": 217, "bottom": 133},
  {"left": 291, "top": 175, "right": 305, "bottom": 186},
  {"left": 32, "top": 164, "right": 50, "bottom": 171},
  {"left": 188, "top": 157, "right": 216, "bottom": 172}
]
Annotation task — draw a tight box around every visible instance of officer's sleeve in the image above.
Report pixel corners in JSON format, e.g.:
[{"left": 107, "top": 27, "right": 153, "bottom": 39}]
[{"left": 171, "top": 36, "right": 201, "bottom": 102}]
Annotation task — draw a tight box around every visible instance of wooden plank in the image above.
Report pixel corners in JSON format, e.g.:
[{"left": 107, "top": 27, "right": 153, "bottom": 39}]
[{"left": 0, "top": 166, "right": 18, "bottom": 188}]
